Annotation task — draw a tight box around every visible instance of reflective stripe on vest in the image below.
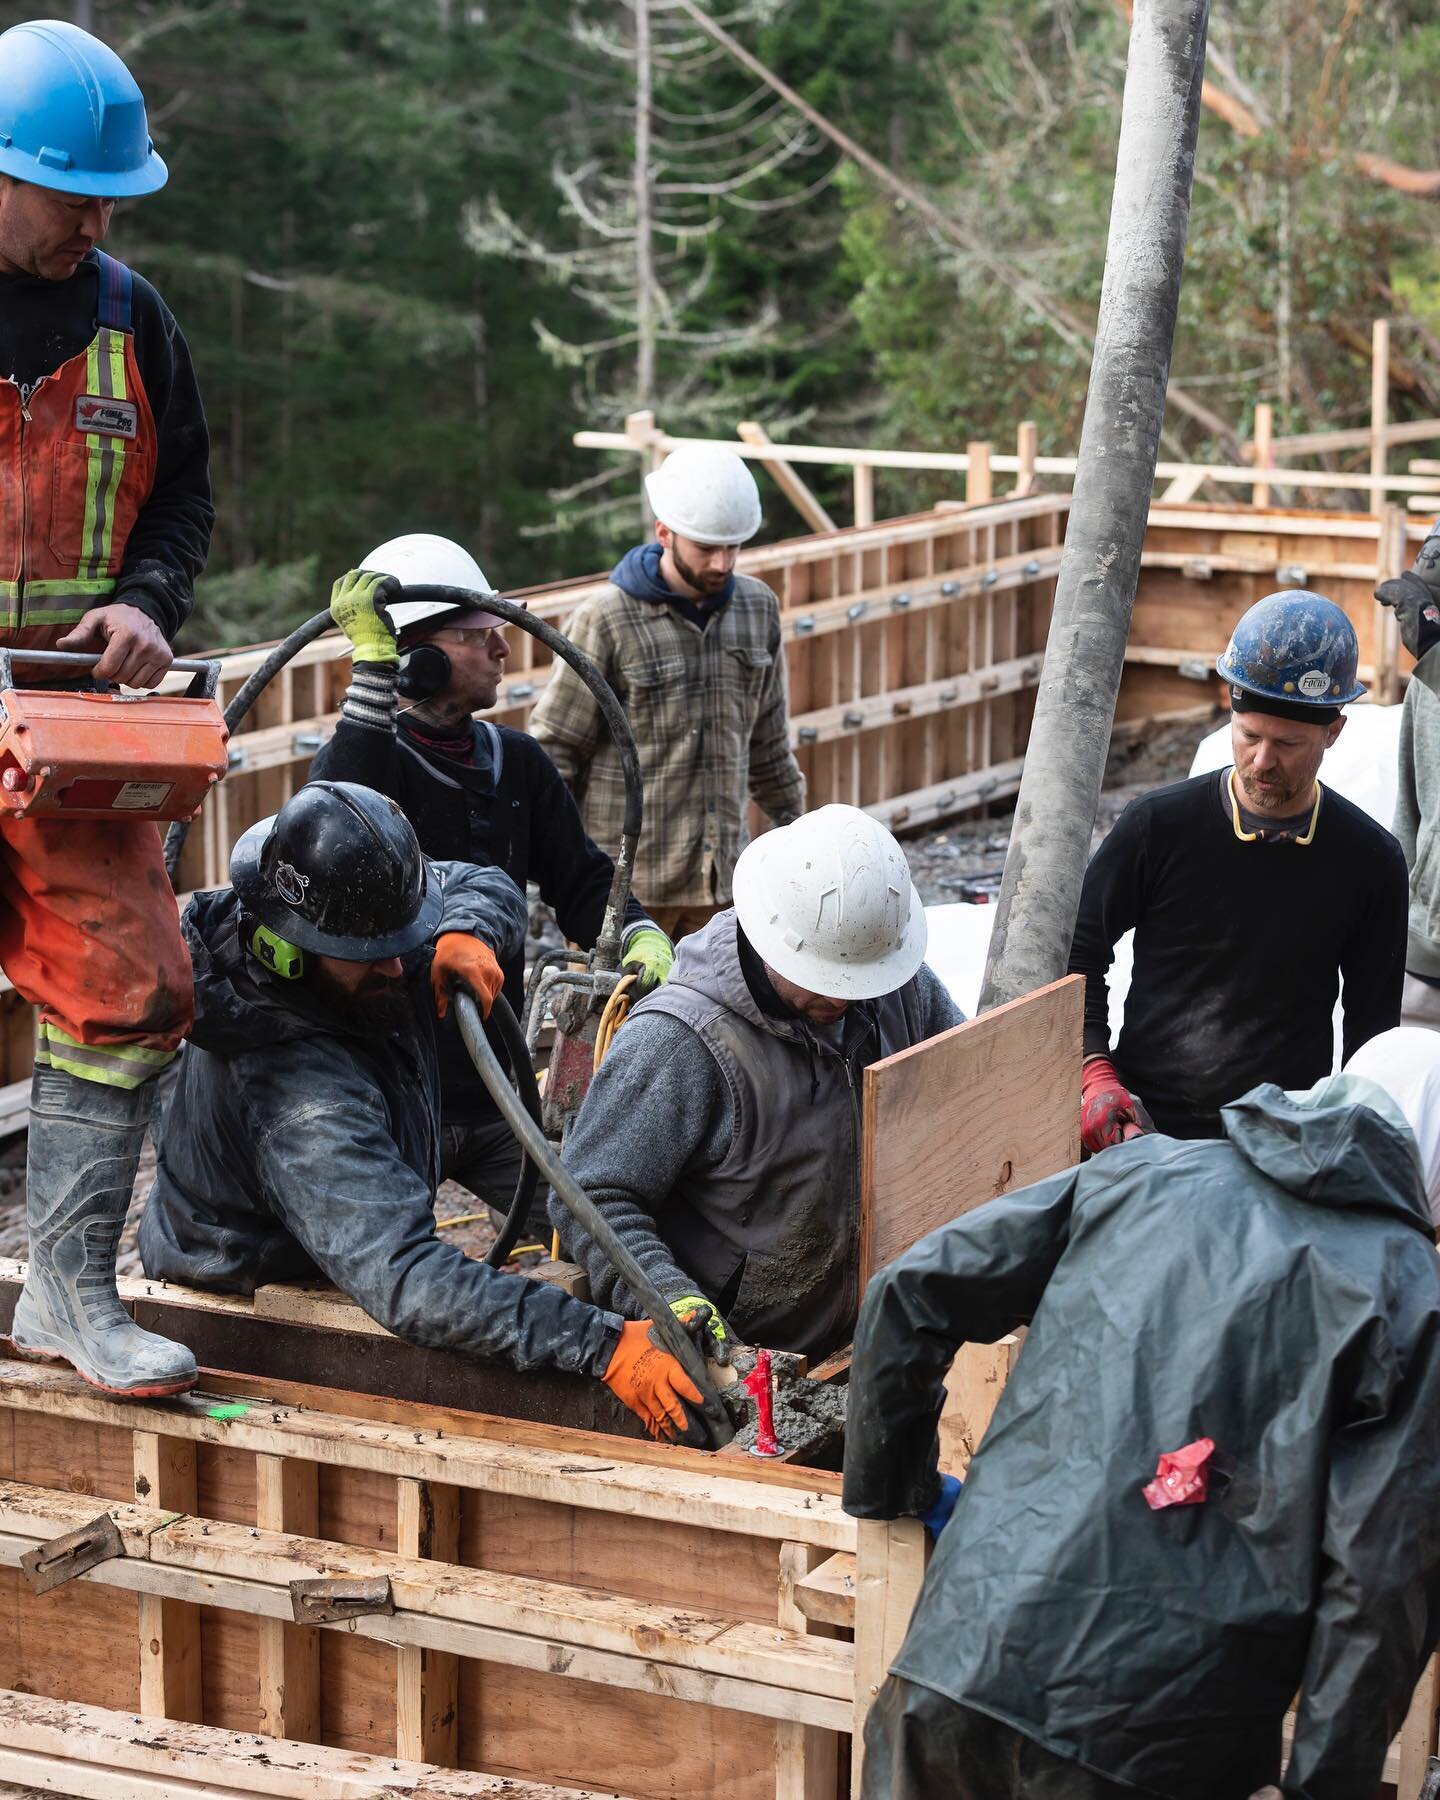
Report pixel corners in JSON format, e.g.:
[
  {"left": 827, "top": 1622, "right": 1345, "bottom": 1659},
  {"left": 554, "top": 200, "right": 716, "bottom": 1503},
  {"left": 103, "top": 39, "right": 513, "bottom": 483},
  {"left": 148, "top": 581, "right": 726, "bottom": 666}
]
[{"left": 0, "top": 250, "right": 154, "bottom": 640}]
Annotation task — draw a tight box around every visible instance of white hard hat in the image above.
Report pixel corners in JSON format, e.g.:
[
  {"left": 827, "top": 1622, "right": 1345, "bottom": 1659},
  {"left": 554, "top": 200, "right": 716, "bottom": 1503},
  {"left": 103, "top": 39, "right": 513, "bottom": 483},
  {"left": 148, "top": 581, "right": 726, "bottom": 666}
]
[
  {"left": 644, "top": 445, "right": 763, "bottom": 546},
  {"left": 733, "top": 805, "right": 927, "bottom": 1001},
  {"left": 360, "top": 534, "right": 503, "bottom": 634}
]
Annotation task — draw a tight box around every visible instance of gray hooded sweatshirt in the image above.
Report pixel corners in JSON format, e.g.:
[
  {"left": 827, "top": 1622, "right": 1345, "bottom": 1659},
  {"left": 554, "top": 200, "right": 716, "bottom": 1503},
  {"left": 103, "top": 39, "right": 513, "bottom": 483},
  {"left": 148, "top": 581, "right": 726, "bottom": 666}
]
[
  {"left": 1395, "top": 641, "right": 1440, "bottom": 978},
  {"left": 551, "top": 908, "right": 962, "bottom": 1360}
]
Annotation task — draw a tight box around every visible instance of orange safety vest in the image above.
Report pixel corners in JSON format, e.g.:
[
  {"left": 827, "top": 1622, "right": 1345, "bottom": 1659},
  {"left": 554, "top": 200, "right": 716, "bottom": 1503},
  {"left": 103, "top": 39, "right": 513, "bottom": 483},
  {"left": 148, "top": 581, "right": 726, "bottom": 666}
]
[{"left": 0, "top": 250, "right": 156, "bottom": 649}]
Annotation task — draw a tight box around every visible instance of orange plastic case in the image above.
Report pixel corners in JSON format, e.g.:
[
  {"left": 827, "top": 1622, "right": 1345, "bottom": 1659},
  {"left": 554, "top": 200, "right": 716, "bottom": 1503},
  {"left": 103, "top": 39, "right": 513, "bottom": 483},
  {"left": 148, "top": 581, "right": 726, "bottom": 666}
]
[{"left": 0, "top": 655, "right": 228, "bottom": 823}]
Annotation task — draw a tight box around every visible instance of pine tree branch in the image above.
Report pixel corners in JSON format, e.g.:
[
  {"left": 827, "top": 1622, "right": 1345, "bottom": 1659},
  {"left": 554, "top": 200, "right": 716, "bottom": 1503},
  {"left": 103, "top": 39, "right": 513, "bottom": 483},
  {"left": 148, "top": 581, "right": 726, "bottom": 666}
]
[{"left": 670, "top": 0, "right": 1244, "bottom": 456}]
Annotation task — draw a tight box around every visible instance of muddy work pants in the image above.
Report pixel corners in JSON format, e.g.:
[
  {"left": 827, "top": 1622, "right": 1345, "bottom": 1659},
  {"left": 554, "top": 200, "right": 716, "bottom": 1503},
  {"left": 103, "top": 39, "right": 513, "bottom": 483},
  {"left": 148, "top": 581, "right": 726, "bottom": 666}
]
[
  {"left": 0, "top": 816, "right": 192, "bottom": 1088},
  {"left": 861, "top": 1677, "right": 1155, "bottom": 1800}
]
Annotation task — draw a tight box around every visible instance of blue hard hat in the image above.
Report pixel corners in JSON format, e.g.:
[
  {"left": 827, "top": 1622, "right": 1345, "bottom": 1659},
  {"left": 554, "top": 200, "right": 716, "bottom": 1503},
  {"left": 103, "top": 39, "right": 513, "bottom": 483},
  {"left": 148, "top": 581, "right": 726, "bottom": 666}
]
[
  {"left": 0, "top": 20, "right": 166, "bottom": 198},
  {"left": 1215, "top": 589, "right": 1365, "bottom": 707}
]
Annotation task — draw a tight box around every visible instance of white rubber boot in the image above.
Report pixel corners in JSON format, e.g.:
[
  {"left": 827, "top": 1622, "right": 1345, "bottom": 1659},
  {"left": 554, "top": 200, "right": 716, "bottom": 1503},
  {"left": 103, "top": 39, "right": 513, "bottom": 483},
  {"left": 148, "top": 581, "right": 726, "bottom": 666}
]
[{"left": 10, "top": 1068, "right": 197, "bottom": 1397}]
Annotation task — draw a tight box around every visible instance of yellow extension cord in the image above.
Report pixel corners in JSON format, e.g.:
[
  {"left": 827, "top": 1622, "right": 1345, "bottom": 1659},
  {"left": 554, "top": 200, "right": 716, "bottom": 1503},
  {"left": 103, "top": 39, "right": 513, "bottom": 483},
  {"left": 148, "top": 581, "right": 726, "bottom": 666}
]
[{"left": 440, "top": 973, "right": 641, "bottom": 1265}]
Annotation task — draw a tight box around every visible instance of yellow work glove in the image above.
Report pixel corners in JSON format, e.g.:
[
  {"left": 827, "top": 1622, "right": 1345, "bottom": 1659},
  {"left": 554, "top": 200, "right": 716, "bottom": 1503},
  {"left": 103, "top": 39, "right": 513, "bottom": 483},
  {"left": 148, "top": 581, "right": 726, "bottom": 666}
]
[
  {"left": 621, "top": 924, "right": 675, "bottom": 999},
  {"left": 670, "top": 1294, "right": 727, "bottom": 1349},
  {"left": 431, "top": 933, "right": 505, "bottom": 1021},
  {"left": 330, "top": 567, "right": 399, "bottom": 666}
]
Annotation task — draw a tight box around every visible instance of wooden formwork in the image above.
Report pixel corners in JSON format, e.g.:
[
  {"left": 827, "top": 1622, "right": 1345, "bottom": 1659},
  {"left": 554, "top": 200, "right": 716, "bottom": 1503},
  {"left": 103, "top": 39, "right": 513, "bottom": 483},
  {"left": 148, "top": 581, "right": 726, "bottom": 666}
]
[{"left": 0, "top": 979, "right": 1083, "bottom": 1798}]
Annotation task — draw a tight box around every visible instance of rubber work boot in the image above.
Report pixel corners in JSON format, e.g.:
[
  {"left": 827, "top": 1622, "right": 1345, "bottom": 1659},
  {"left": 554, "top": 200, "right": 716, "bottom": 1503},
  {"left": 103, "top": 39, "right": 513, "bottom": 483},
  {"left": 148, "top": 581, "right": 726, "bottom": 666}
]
[{"left": 9, "top": 1068, "right": 196, "bottom": 1397}]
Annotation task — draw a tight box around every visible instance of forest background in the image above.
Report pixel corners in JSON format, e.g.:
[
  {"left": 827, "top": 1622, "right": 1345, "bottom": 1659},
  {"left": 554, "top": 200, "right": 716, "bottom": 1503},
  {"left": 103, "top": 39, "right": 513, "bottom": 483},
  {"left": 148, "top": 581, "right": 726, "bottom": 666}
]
[{"left": 4, "top": 0, "right": 1439, "bottom": 650}]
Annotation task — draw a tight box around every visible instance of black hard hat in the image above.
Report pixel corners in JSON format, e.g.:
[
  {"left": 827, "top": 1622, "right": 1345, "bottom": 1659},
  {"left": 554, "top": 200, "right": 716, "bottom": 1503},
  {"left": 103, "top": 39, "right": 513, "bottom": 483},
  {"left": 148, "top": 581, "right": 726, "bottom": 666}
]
[{"left": 230, "top": 781, "right": 442, "bottom": 960}]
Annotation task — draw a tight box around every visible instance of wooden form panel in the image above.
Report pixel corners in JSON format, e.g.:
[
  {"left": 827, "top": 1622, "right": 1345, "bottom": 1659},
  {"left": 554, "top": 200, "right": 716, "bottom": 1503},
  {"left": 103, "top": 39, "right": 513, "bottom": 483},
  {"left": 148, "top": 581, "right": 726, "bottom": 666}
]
[
  {"left": 0, "top": 1358, "right": 868, "bottom": 1800},
  {"left": 859, "top": 975, "right": 1083, "bottom": 1283}
]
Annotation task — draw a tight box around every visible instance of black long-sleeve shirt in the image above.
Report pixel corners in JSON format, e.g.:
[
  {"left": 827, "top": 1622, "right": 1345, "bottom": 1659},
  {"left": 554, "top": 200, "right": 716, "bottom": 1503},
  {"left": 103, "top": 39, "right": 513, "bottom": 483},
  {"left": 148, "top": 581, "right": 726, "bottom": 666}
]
[
  {"left": 1067, "top": 770, "right": 1408, "bottom": 1138},
  {"left": 0, "top": 250, "right": 213, "bottom": 640},
  {"left": 312, "top": 710, "right": 647, "bottom": 1122}
]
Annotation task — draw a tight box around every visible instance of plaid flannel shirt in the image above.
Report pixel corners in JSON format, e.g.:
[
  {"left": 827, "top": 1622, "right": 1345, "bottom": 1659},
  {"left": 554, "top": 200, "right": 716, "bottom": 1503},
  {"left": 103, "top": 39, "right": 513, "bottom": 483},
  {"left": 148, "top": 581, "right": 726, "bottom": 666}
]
[{"left": 530, "top": 574, "right": 806, "bottom": 907}]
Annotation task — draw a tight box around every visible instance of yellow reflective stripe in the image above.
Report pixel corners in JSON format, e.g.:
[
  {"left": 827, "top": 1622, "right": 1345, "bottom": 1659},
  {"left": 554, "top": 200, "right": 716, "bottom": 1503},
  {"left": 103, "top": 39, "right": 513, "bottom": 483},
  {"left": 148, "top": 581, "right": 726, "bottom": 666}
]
[
  {"left": 77, "top": 336, "right": 106, "bottom": 583},
  {"left": 22, "top": 578, "right": 115, "bottom": 597},
  {"left": 108, "top": 324, "right": 127, "bottom": 401},
  {"left": 0, "top": 582, "right": 18, "bottom": 599},
  {"left": 35, "top": 1024, "right": 175, "bottom": 1090},
  {"left": 39, "top": 1024, "right": 173, "bottom": 1066}
]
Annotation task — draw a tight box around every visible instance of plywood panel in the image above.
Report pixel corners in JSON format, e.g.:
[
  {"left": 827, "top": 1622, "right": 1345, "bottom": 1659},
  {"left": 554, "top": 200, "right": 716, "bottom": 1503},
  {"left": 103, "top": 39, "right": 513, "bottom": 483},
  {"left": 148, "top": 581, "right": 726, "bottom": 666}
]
[
  {"left": 460, "top": 1661, "right": 777, "bottom": 1800},
  {"left": 859, "top": 976, "right": 1083, "bottom": 1282},
  {"left": 462, "top": 1491, "right": 780, "bottom": 1625}
]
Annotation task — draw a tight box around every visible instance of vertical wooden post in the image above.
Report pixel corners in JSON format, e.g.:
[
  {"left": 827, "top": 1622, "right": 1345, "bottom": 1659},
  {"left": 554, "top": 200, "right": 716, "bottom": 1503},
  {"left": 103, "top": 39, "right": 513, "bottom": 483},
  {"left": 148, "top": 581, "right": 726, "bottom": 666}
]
[
  {"left": 132, "top": 1431, "right": 202, "bottom": 1723},
  {"left": 1397, "top": 1652, "right": 1440, "bottom": 1799},
  {"left": 1014, "top": 420, "right": 1038, "bottom": 497},
  {"left": 965, "top": 440, "right": 993, "bottom": 507},
  {"left": 1371, "top": 318, "right": 1391, "bottom": 511},
  {"left": 850, "top": 1517, "right": 927, "bottom": 1799},
  {"left": 255, "top": 1455, "right": 320, "bottom": 1742},
  {"left": 1376, "top": 502, "right": 1407, "bottom": 705},
  {"left": 1252, "top": 402, "right": 1273, "bottom": 509},
  {"left": 776, "top": 1541, "right": 840, "bottom": 1800},
  {"left": 396, "top": 1478, "right": 460, "bottom": 1765},
  {"left": 853, "top": 463, "right": 875, "bottom": 530}
]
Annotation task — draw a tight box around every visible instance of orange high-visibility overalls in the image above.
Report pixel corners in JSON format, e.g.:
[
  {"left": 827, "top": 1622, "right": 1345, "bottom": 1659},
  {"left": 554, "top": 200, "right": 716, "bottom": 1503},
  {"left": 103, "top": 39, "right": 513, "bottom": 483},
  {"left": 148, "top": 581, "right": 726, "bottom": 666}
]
[{"left": 0, "top": 250, "right": 192, "bottom": 1088}]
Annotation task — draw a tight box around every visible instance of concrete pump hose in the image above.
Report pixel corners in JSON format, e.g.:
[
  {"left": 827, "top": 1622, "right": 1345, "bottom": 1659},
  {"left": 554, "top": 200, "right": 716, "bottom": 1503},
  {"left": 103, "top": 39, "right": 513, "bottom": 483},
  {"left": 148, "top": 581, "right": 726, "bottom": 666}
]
[{"left": 454, "top": 988, "right": 734, "bottom": 1450}]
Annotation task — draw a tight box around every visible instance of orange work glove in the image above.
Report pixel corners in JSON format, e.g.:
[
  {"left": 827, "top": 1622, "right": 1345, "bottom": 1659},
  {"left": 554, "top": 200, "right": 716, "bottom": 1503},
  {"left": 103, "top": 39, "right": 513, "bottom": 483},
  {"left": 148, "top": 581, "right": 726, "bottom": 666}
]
[
  {"left": 602, "top": 1319, "right": 705, "bottom": 1441},
  {"left": 430, "top": 932, "right": 504, "bottom": 1021}
]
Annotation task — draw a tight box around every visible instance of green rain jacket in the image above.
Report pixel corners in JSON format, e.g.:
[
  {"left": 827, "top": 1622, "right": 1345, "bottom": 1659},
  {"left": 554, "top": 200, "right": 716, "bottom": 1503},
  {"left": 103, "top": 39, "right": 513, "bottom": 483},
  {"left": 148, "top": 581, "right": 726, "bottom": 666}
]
[{"left": 844, "top": 1081, "right": 1440, "bottom": 1799}]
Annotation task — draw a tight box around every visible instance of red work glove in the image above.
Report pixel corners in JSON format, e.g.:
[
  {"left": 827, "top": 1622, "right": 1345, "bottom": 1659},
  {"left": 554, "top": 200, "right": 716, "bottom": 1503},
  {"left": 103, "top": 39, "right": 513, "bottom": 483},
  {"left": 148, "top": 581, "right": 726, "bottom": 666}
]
[
  {"left": 1080, "top": 1056, "right": 1151, "bottom": 1155},
  {"left": 602, "top": 1320, "right": 705, "bottom": 1441},
  {"left": 430, "top": 933, "right": 504, "bottom": 1021}
]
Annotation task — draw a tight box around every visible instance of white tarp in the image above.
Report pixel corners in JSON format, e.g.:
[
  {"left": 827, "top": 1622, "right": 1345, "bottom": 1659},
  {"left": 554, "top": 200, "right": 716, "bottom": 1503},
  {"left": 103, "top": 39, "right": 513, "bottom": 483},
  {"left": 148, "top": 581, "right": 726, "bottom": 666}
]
[{"left": 921, "top": 703, "right": 1402, "bottom": 1067}]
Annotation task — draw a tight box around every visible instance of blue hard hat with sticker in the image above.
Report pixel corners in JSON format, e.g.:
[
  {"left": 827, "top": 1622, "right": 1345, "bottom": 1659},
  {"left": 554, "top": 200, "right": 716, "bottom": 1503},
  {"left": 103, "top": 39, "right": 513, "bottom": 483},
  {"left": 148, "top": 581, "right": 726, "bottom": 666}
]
[
  {"left": 1216, "top": 589, "right": 1365, "bottom": 708},
  {"left": 0, "top": 20, "right": 167, "bottom": 199}
]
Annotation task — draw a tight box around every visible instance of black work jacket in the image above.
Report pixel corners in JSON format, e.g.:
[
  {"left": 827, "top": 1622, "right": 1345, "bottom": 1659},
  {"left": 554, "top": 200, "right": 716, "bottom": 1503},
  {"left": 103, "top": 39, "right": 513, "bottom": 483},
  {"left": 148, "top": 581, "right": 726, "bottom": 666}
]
[
  {"left": 138, "top": 879, "right": 621, "bottom": 1380},
  {"left": 312, "top": 714, "right": 646, "bottom": 1121},
  {"left": 844, "top": 1083, "right": 1440, "bottom": 1799}
]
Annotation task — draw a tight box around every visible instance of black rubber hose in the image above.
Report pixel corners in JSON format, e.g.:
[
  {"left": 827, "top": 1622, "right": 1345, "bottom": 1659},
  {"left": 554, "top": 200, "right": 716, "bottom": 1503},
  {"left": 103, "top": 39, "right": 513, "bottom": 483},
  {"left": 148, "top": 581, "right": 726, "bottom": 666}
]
[
  {"left": 396, "top": 585, "right": 642, "bottom": 970},
  {"left": 163, "top": 608, "right": 334, "bottom": 883},
  {"left": 454, "top": 989, "right": 734, "bottom": 1450},
  {"left": 165, "top": 585, "right": 643, "bottom": 969},
  {"left": 481, "top": 994, "right": 544, "bottom": 1270}
]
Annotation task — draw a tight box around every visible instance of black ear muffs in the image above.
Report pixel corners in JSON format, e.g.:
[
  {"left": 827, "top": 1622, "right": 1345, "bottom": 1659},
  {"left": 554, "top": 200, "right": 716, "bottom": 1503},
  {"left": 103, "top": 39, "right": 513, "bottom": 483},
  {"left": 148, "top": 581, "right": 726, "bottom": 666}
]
[{"left": 397, "top": 641, "right": 451, "bottom": 701}]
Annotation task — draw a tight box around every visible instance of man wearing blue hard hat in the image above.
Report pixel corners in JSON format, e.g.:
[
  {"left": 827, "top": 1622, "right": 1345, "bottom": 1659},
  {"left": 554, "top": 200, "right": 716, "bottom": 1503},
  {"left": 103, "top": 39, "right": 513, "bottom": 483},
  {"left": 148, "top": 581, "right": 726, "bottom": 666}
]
[
  {"left": 0, "top": 21, "right": 212, "bottom": 1399},
  {"left": 1068, "top": 589, "right": 1408, "bottom": 1147}
]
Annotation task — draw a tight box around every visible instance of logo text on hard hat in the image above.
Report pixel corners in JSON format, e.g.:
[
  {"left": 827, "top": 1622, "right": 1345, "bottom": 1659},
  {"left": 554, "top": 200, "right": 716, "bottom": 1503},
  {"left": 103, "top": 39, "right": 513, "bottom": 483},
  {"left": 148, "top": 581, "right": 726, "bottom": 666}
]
[
  {"left": 1296, "top": 669, "right": 1331, "bottom": 698},
  {"left": 272, "top": 862, "right": 310, "bottom": 907}
]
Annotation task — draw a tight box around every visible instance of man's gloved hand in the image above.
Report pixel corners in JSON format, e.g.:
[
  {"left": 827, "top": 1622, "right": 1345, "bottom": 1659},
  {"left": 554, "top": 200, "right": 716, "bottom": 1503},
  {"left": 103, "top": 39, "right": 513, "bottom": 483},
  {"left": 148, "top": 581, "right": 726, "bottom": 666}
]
[
  {"left": 1080, "top": 1056, "right": 1152, "bottom": 1155},
  {"left": 917, "top": 1473, "right": 963, "bottom": 1540},
  {"left": 1375, "top": 567, "right": 1440, "bottom": 661},
  {"left": 431, "top": 933, "right": 504, "bottom": 1020},
  {"left": 602, "top": 1319, "right": 705, "bottom": 1440},
  {"left": 670, "top": 1293, "right": 728, "bottom": 1354},
  {"left": 621, "top": 924, "right": 675, "bottom": 999},
  {"left": 330, "top": 568, "right": 400, "bottom": 666}
]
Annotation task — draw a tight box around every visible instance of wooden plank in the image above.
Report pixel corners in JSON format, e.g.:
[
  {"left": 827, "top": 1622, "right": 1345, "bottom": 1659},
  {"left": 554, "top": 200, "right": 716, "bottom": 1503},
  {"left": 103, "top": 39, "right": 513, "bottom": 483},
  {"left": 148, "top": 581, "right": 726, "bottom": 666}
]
[
  {"left": 777, "top": 1541, "right": 841, "bottom": 1800},
  {"left": 1398, "top": 1652, "right": 1440, "bottom": 1799},
  {"left": 0, "top": 1361, "right": 854, "bottom": 1549},
  {"left": 853, "top": 464, "right": 874, "bottom": 529},
  {"left": 254, "top": 1455, "right": 319, "bottom": 1742},
  {"left": 1252, "top": 401, "right": 1273, "bottom": 509},
  {"left": 793, "top": 1552, "right": 856, "bottom": 1631},
  {"left": 395, "top": 1478, "right": 459, "bottom": 1765},
  {"left": 739, "top": 422, "right": 837, "bottom": 534},
  {"left": 0, "top": 1686, "right": 621, "bottom": 1799},
  {"left": 964, "top": 441, "right": 992, "bottom": 507},
  {"left": 0, "top": 1483, "right": 854, "bottom": 1730},
  {"left": 859, "top": 976, "right": 1084, "bottom": 1283},
  {"left": 937, "top": 1335, "right": 1022, "bottom": 1478},
  {"left": 132, "top": 1432, "right": 202, "bottom": 1724},
  {"left": 850, "top": 1519, "right": 927, "bottom": 1800},
  {"left": 867, "top": 757, "right": 1025, "bottom": 834}
]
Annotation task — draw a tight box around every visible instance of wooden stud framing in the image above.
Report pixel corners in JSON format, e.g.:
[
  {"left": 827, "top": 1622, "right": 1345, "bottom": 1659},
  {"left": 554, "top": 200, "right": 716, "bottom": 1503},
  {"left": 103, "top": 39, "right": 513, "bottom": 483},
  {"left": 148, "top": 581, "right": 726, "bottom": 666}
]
[
  {"left": 255, "top": 1453, "right": 320, "bottom": 1742},
  {"left": 131, "top": 1430, "right": 201, "bottom": 1724},
  {"left": 395, "top": 1477, "right": 459, "bottom": 1765}
]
